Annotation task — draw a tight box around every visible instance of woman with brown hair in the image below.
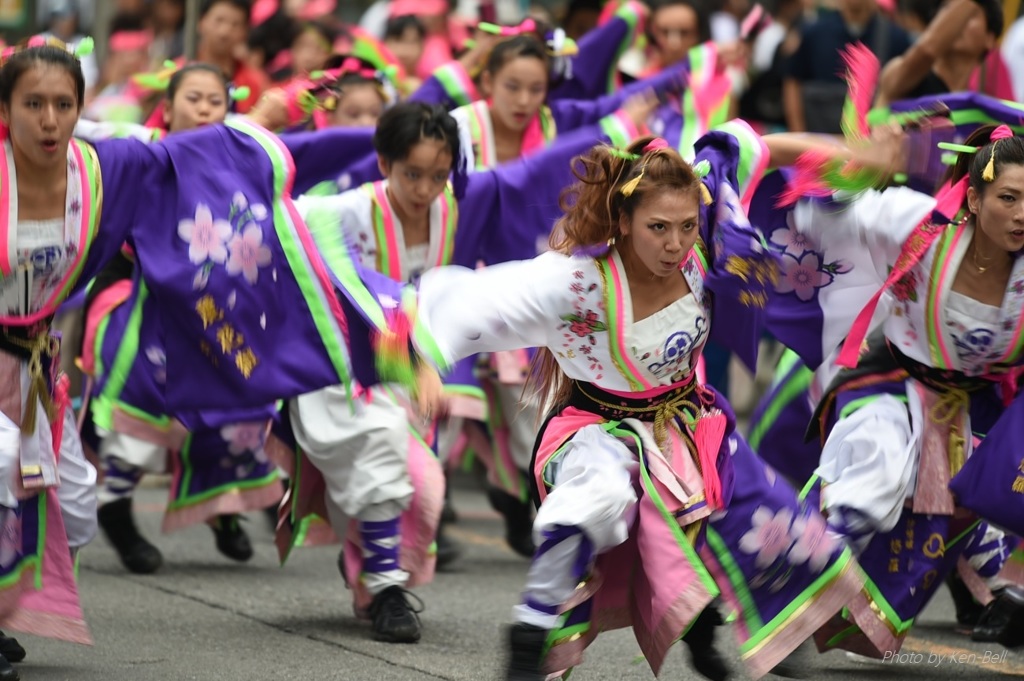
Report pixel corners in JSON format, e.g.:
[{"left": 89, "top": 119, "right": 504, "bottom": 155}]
[{"left": 398, "top": 122, "right": 866, "bottom": 680}]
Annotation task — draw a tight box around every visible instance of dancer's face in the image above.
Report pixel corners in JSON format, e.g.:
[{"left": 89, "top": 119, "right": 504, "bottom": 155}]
[
  {"left": 968, "top": 164, "right": 1024, "bottom": 254},
  {"left": 650, "top": 4, "right": 700, "bottom": 66},
  {"left": 378, "top": 137, "right": 452, "bottom": 219},
  {"left": 619, "top": 188, "right": 701, "bottom": 281},
  {"left": 0, "top": 62, "right": 80, "bottom": 174},
  {"left": 164, "top": 70, "right": 228, "bottom": 132},
  {"left": 483, "top": 56, "right": 548, "bottom": 134},
  {"left": 329, "top": 84, "right": 385, "bottom": 128}
]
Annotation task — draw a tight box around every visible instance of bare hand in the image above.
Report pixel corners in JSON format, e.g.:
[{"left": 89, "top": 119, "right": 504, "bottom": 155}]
[
  {"left": 851, "top": 121, "right": 908, "bottom": 176},
  {"left": 621, "top": 89, "right": 660, "bottom": 130},
  {"left": 716, "top": 40, "right": 749, "bottom": 71},
  {"left": 414, "top": 362, "right": 445, "bottom": 421},
  {"left": 247, "top": 88, "right": 291, "bottom": 131}
]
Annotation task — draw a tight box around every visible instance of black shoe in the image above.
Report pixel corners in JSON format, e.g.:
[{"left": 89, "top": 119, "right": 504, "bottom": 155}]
[
  {"left": 505, "top": 623, "right": 547, "bottom": 681},
  {"left": 947, "top": 573, "right": 984, "bottom": 629},
  {"left": 681, "top": 607, "right": 731, "bottom": 681},
  {"left": 0, "top": 633, "right": 24, "bottom": 663},
  {"left": 211, "top": 515, "right": 254, "bottom": 562},
  {"left": 441, "top": 477, "right": 458, "bottom": 524},
  {"left": 98, "top": 498, "right": 163, "bottom": 574},
  {"left": 0, "top": 653, "right": 18, "bottom": 681},
  {"left": 367, "top": 586, "right": 423, "bottom": 643},
  {"left": 487, "top": 487, "right": 535, "bottom": 558},
  {"left": 435, "top": 522, "right": 463, "bottom": 571},
  {"left": 972, "top": 585, "right": 1024, "bottom": 648}
]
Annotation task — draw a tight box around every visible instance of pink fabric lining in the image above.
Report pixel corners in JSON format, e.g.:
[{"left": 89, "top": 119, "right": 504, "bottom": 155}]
[{"left": 79, "top": 279, "right": 132, "bottom": 376}]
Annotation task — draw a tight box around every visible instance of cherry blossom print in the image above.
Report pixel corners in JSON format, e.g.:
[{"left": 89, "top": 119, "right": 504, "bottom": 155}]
[
  {"left": 226, "top": 224, "right": 273, "bottom": 284},
  {"left": 178, "top": 203, "right": 232, "bottom": 265},
  {"left": 776, "top": 252, "right": 834, "bottom": 302}
]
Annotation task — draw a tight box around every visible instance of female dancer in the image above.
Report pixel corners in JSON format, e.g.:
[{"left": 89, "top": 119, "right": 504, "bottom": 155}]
[
  {"left": 754, "top": 123, "right": 1024, "bottom": 655},
  {"left": 371, "top": 124, "right": 866, "bottom": 680},
  {"left": 276, "top": 97, "right": 651, "bottom": 643},
  {"left": 0, "top": 37, "right": 412, "bottom": 674}
]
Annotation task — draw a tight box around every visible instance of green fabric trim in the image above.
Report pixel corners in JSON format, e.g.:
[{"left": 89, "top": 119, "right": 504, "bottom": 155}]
[
  {"left": 705, "top": 526, "right": 765, "bottom": 632},
  {"left": 92, "top": 283, "right": 149, "bottom": 432},
  {"left": 741, "top": 548, "right": 854, "bottom": 654},
  {"left": 167, "top": 469, "right": 281, "bottom": 510},
  {"left": 747, "top": 356, "right": 812, "bottom": 451},
  {"left": 839, "top": 394, "right": 907, "bottom": 420}
]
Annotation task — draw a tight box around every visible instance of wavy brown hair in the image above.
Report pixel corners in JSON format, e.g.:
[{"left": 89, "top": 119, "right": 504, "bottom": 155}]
[{"left": 526, "top": 136, "right": 702, "bottom": 412}]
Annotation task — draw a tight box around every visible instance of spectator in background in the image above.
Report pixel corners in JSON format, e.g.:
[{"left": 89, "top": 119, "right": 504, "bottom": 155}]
[
  {"left": 876, "top": 0, "right": 1003, "bottom": 106},
  {"left": 389, "top": 0, "right": 455, "bottom": 80},
  {"left": 561, "top": 0, "right": 603, "bottom": 41},
  {"left": 149, "top": 0, "right": 186, "bottom": 65},
  {"left": 1003, "top": 13, "right": 1024, "bottom": 102},
  {"left": 37, "top": 0, "right": 94, "bottom": 33},
  {"left": 194, "top": 0, "right": 268, "bottom": 112},
  {"left": 711, "top": 0, "right": 751, "bottom": 42},
  {"left": 783, "top": 0, "right": 911, "bottom": 132},
  {"left": 40, "top": 2, "right": 99, "bottom": 93},
  {"left": 639, "top": 0, "right": 711, "bottom": 77},
  {"left": 383, "top": 15, "right": 426, "bottom": 85},
  {"left": 740, "top": 0, "right": 804, "bottom": 130},
  {"left": 290, "top": 22, "right": 334, "bottom": 76},
  {"left": 83, "top": 12, "right": 150, "bottom": 122}
]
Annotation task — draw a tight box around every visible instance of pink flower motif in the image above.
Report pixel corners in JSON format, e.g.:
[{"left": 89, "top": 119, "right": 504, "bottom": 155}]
[
  {"left": 178, "top": 203, "right": 232, "bottom": 265},
  {"left": 220, "top": 422, "right": 266, "bottom": 455},
  {"left": 739, "top": 506, "right": 795, "bottom": 569},
  {"left": 776, "top": 252, "right": 833, "bottom": 302},
  {"left": 789, "top": 512, "right": 833, "bottom": 572},
  {"left": 226, "top": 224, "right": 273, "bottom": 284},
  {"left": 770, "top": 222, "right": 814, "bottom": 257}
]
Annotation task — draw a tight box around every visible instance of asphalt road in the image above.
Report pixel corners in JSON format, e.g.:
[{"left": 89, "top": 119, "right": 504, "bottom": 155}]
[{"left": 14, "top": 477, "right": 1024, "bottom": 681}]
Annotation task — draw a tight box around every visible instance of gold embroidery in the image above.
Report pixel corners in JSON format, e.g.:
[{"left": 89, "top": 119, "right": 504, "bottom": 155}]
[
  {"left": 235, "top": 347, "right": 259, "bottom": 379},
  {"left": 215, "top": 323, "right": 245, "bottom": 354},
  {"left": 889, "top": 539, "right": 902, "bottom": 554},
  {"left": 195, "top": 295, "right": 224, "bottom": 329},
  {"left": 922, "top": 533, "right": 945, "bottom": 559},
  {"left": 200, "top": 340, "right": 219, "bottom": 368},
  {"left": 738, "top": 289, "right": 768, "bottom": 308},
  {"left": 1012, "top": 476, "right": 1024, "bottom": 494},
  {"left": 888, "top": 558, "right": 900, "bottom": 573},
  {"left": 922, "top": 569, "right": 938, "bottom": 591},
  {"left": 725, "top": 255, "right": 751, "bottom": 281}
]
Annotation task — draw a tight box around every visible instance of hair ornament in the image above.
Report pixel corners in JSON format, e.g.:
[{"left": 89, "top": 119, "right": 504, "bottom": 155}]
[
  {"left": 0, "top": 34, "right": 93, "bottom": 67},
  {"left": 607, "top": 146, "right": 640, "bottom": 161},
  {"left": 699, "top": 183, "right": 713, "bottom": 206},
  {"left": 937, "top": 142, "right": 979, "bottom": 154},
  {"left": 983, "top": 125, "right": 1015, "bottom": 182},
  {"left": 230, "top": 85, "right": 250, "bottom": 103},
  {"left": 545, "top": 27, "right": 576, "bottom": 81},
  {"left": 477, "top": 18, "right": 537, "bottom": 37},
  {"left": 643, "top": 137, "right": 669, "bottom": 152},
  {"left": 620, "top": 171, "right": 642, "bottom": 197}
]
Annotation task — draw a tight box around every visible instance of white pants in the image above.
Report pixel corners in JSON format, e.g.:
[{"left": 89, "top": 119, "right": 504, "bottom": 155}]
[
  {"left": 515, "top": 424, "right": 639, "bottom": 629},
  {"left": 96, "top": 430, "right": 167, "bottom": 506},
  {"left": 56, "top": 410, "right": 98, "bottom": 550},
  {"left": 0, "top": 393, "right": 97, "bottom": 550},
  {"left": 290, "top": 385, "right": 414, "bottom": 593},
  {"left": 816, "top": 394, "right": 919, "bottom": 551}
]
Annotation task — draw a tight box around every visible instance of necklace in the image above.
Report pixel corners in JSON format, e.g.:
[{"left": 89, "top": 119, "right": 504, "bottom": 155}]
[{"left": 972, "top": 241, "right": 994, "bottom": 274}]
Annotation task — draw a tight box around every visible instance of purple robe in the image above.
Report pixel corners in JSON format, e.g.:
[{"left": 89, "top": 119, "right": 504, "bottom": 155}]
[{"left": 89, "top": 120, "right": 405, "bottom": 412}]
